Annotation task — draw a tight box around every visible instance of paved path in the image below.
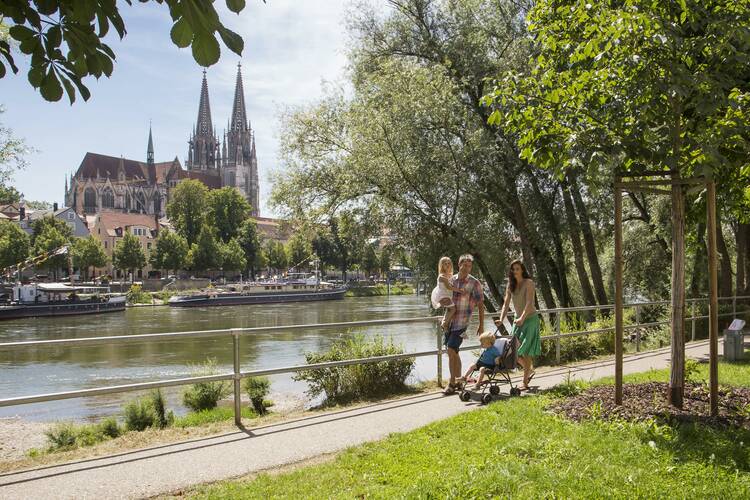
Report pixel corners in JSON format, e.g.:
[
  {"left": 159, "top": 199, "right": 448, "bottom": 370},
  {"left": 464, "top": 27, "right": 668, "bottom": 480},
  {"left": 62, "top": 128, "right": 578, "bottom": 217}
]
[{"left": 0, "top": 340, "right": 716, "bottom": 499}]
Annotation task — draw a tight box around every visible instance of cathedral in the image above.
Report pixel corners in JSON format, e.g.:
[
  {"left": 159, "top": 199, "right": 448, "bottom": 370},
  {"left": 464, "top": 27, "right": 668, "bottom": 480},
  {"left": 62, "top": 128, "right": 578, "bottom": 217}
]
[{"left": 65, "top": 64, "right": 260, "bottom": 218}]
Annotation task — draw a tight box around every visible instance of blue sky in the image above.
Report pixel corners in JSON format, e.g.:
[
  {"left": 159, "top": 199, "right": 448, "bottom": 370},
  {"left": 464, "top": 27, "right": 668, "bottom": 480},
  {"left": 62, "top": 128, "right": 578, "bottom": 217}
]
[{"left": 1, "top": 1, "right": 369, "bottom": 216}]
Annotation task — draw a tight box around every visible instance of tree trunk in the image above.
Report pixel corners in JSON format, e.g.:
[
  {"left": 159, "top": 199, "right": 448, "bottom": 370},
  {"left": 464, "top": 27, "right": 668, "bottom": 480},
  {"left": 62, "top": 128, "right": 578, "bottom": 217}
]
[
  {"left": 736, "top": 223, "right": 748, "bottom": 295},
  {"left": 716, "top": 225, "right": 733, "bottom": 298},
  {"left": 689, "top": 222, "right": 707, "bottom": 299},
  {"left": 562, "top": 184, "right": 597, "bottom": 309},
  {"left": 669, "top": 184, "right": 686, "bottom": 409},
  {"left": 569, "top": 175, "right": 609, "bottom": 305}
]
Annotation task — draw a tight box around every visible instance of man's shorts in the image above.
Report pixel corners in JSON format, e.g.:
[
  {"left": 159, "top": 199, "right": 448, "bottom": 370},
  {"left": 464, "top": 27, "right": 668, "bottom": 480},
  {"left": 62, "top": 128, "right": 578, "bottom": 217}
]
[{"left": 444, "top": 328, "right": 466, "bottom": 350}]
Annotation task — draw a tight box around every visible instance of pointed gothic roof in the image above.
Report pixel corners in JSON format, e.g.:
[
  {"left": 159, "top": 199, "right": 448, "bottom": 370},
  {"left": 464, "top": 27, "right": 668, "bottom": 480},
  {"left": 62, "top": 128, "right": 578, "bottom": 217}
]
[
  {"left": 230, "top": 63, "right": 248, "bottom": 132},
  {"left": 196, "top": 70, "right": 214, "bottom": 136},
  {"left": 147, "top": 123, "right": 154, "bottom": 160}
]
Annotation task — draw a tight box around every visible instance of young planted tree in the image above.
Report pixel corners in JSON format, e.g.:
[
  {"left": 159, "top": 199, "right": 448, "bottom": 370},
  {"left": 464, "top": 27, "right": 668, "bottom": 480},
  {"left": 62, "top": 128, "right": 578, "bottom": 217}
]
[
  {"left": 71, "top": 236, "right": 108, "bottom": 281},
  {"left": 112, "top": 233, "right": 146, "bottom": 282},
  {"left": 149, "top": 229, "right": 189, "bottom": 276},
  {"left": 0, "top": 220, "right": 30, "bottom": 270},
  {"left": 207, "top": 187, "right": 250, "bottom": 243},
  {"left": 166, "top": 179, "right": 208, "bottom": 246},
  {"left": 485, "top": 0, "right": 750, "bottom": 407}
]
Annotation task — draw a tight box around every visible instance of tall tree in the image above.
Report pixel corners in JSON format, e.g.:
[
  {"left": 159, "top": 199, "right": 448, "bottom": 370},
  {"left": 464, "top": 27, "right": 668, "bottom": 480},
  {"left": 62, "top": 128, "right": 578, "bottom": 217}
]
[
  {"left": 361, "top": 244, "right": 379, "bottom": 278},
  {"left": 236, "top": 218, "right": 262, "bottom": 279},
  {"left": 112, "top": 233, "right": 146, "bottom": 282},
  {"left": 71, "top": 236, "right": 108, "bottom": 281},
  {"left": 220, "top": 238, "right": 247, "bottom": 274},
  {"left": 285, "top": 232, "right": 312, "bottom": 271},
  {"left": 264, "top": 240, "right": 287, "bottom": 273},
  {"left": 207, "top": 187, "right": 251, "bottom": 243},
  {"left": 188, "top": 225, "right": 222, "bottom": 273},
  {"left": 1, "top": 1, "right": 256, "bottom": 103},
  {"left": 149, "top": 229, "right": 189, "bottom": 276},
  {"left": 486, "top": 0, "right": 750, "bottom": 407},
  {"left": 31, "top": 216, "right": 73, "bottom": 279},
  {"left": 0, "top": 220, "right": 30, "bottom": 270},
  {"left": 166, "top": 179, "right": 208, "bottom": 246}
]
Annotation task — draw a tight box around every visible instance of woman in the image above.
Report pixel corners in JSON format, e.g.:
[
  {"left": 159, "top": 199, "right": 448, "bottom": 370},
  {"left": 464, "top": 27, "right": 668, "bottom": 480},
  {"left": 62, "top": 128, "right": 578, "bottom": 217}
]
[{"left": 495, "top": 260, "right": 541, "bottom": 390}]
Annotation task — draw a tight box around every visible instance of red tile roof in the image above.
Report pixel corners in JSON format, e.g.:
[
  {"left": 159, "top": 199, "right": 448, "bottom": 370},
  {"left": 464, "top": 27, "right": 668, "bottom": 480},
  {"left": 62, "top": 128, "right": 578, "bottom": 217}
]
[
  {"left": 95, "top": 212, "right": 159, "bottom": 237},
  {"left": 75, "top": 152, "right": 181, "bottom": 184}
]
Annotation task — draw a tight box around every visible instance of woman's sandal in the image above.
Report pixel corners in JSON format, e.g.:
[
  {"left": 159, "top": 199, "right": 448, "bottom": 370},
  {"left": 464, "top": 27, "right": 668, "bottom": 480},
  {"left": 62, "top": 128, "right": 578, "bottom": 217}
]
[{"left": 527, "top": 371, "right": 536, "bottom": 384}]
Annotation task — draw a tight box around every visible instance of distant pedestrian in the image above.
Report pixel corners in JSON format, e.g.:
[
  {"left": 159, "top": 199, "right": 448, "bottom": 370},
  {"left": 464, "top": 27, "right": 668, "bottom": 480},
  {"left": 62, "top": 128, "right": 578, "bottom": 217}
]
[
  {"left": 495, "top": 260, "right": 540, "bottom": 391},
  {"left": 443, "top": 254, "right": 485, "bottom": 394},
  {"left": 431, "top": 256, "right": 468, "bottom": 331}
]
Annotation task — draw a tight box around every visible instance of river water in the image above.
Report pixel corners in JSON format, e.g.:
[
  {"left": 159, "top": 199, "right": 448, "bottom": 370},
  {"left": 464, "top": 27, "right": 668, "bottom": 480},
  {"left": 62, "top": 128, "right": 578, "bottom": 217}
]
[{"left": 0, "top": 295, "right": 481, "bottom": 422}]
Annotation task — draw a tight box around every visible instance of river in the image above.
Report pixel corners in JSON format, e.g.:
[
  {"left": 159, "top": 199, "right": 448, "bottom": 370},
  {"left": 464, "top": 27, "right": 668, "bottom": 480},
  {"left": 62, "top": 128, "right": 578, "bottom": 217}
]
[{"left": 0, "top": 295, "right": 480, "bottom": 422}]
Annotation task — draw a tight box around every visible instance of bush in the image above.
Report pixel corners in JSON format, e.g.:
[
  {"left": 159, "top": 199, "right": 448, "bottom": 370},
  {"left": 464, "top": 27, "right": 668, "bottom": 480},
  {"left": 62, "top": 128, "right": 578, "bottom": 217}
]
[
  {"left": 44, "top": 422, "right": 78, "bottom": 450},
  {"left": 182, "top": 358, "right": 231, "bottom": 412},
  {"left": 126, "top": 284, "right": 152, "bottom": 304},
  {"left": 98, "top": 417, "right": 122, "bottom": 439},
  {"left": 294, "top": 334, "right": 415, "bottom": 405},
  {"left": 244, "top": 377, "right": 271, "bottom": 415},
  {"left": 148, "top": 389, "right": 173, "bottom": 429},
  {"left": 123, "top": 397, "right": 156, "bottom": 431}
]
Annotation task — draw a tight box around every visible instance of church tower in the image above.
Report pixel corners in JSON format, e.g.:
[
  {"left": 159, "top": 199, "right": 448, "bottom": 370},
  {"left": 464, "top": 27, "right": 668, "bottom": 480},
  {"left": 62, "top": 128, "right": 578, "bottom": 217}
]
[
  {"left": 147, "top": 122, "right": 154, "bottom": 165},
  {"left": 187, "top": 70, "right": 221, "bottom": 173},
  {"left": 223, "top": 63, "right": 260, "bottom": 216}
]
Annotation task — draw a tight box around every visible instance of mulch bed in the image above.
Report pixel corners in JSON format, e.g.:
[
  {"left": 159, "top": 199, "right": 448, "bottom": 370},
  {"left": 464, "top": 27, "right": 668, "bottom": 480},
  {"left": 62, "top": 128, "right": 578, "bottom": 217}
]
[{"left": 550, "top": 382, "right": 750, "bottom": 429}]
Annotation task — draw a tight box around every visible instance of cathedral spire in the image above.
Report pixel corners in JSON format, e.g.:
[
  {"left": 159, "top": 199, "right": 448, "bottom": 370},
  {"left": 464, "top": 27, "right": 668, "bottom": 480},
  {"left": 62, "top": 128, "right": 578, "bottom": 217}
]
[
  {"left": 147, "top": 121, "right": 154, "bottom": 165},
  {"left": 196, "top": 69, "right": 214, "bottom": 137},
  {"left": 230, "top": 62, "right": 248, "bottom": 132}
]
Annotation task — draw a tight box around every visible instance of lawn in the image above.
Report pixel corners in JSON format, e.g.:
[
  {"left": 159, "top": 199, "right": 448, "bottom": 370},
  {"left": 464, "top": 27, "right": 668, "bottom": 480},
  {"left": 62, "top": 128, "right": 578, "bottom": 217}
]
[{"left": 188, "top": 360, "right": 750, "bottom": 499}]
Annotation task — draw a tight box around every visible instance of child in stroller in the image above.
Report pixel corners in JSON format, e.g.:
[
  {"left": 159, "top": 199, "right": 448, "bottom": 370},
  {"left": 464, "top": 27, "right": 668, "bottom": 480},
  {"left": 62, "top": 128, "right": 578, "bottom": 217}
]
[{"left": 457, "top": 330, "right": 521, "bottom": 404}]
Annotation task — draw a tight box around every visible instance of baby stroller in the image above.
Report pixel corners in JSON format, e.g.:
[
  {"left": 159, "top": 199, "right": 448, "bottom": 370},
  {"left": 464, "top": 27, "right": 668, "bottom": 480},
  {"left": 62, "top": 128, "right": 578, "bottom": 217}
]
[{"left": 459, "top": 332, "right": 521, "bottom": 404}]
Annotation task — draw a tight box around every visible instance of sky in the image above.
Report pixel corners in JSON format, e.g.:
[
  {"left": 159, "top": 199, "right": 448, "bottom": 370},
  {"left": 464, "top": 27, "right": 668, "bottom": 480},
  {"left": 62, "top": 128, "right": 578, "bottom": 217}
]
[{"left": 1, "top": 0, "right": 374, "bottom": 216}]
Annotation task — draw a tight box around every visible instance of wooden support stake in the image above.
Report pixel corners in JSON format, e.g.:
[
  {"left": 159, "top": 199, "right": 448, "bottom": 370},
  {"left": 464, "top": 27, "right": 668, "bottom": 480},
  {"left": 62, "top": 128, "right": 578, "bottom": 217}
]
[
  {"left": 707, "top": 181, "right": 719, "bottom": 417},
  {"left": 614, "top": 182, "right": 624, "bottom": 405},
  {"left": 669, "top": 180, "right": 686, "bottom": 408}
]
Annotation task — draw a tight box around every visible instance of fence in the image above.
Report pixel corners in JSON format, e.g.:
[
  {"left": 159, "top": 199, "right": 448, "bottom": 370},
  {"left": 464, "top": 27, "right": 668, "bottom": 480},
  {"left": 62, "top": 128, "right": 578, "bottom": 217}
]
[{"left": 0, "top": 295, "right": 747, "bottom": 425}]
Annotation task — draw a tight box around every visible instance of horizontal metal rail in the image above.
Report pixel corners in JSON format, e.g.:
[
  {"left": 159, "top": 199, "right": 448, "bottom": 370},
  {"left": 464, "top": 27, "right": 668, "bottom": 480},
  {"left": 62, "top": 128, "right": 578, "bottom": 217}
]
[{"left": 0, "top": 295, "right": 747, "bottom": 415}]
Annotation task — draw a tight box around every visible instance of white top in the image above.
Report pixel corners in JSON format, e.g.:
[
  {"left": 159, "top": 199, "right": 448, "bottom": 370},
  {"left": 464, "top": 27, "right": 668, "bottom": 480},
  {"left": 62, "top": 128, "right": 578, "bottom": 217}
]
[{"left": 430, "top": 275, "right": 454, "bottom": 309}]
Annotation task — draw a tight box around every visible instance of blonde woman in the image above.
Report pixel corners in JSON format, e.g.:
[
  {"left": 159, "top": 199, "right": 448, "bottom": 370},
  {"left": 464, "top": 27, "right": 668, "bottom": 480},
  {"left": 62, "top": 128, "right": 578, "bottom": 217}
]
[
  {"left": 496, "top": 260, "right": 540, "bottom": 391},
  {"left": 431, "top": 256, "right": 467, "bottom": 330}
]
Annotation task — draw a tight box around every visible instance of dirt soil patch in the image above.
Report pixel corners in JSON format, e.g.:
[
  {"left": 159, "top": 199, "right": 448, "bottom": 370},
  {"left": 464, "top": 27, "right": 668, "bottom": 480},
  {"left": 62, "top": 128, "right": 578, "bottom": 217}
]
[{"left": 550, "top": 382, "right": 750, "bottom": 429}]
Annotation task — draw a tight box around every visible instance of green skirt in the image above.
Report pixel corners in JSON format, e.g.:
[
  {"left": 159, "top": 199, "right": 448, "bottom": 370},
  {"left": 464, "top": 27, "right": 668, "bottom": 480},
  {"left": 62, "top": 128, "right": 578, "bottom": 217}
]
[{"left": 512, "top": 313, "right": 541, "bottom": 357}]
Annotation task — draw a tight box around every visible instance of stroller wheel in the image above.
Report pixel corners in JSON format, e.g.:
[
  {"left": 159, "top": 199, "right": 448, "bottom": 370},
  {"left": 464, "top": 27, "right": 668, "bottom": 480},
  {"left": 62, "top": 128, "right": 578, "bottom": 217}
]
[
  {"left": 481, "top": 393, "right": 493, "bottom": 405},
  {"left": 510, "top": 387, "right": 521, "bottom": 397},
  {"left": 459, "top": 390, "right": 471, "bottom": 402},
  {"left": 489, "top": 386, "right": 500, "bottom": 396}
]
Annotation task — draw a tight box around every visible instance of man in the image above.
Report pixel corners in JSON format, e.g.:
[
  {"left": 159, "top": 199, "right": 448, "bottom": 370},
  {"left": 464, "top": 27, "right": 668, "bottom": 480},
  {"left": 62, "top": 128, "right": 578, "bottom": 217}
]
[{"left": 444, "top": 253, "right": 485, "bottom": 394}]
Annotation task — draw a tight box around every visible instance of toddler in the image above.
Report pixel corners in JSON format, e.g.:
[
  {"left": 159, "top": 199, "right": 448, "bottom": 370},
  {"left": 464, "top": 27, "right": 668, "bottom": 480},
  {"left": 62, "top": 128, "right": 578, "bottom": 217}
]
[
  {"left": 431, "top": 256, "right": 467, "bottom": 331},
  {"left": 458, "top": 331, "right": 501, "bottom": 390}
]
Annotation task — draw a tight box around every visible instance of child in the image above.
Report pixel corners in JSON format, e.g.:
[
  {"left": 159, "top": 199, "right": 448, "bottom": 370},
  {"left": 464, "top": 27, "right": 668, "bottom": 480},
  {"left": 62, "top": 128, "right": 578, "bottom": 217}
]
[
  {"left": 458, "top": 331, "right": 501, "bottom": 390},
  {"left": 431, "top": 256, "right": 467, "bottom": 331}
]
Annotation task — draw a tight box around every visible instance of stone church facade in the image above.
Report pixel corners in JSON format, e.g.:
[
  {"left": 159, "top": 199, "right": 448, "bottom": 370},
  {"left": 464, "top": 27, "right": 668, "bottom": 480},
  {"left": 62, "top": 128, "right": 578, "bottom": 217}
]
[{"left": 65, "top": 65, "right": 260, "bottom": 217}]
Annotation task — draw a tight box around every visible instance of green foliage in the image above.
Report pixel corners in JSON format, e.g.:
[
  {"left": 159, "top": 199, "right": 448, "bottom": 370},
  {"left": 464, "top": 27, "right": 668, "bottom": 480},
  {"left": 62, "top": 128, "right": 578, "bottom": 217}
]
[
  {"left": 189, "top": 225, "right": 223, "bottom": 272},
  {"left": 285, "top": 232, "right": 312, "bottom": 270},
  {"left": 0, "top": 184, "right": 20, "bottom": 204},
  {"left": 548, "top": 372, "right": 588, "bottom": 398},
  {"left": 361, "top": 244, "right": 378, "bottom": 276},
  {"left": 0, "top": 219, "right": 30, "bottom": 269},
  {"left": 71, "top": 236, "right": 108, "bottom": 280},
  {"left": 97, "top": 417, "right": 122, "bottom": 439},
  {"left": 172, "top": 406, "right": 257, "bottom": 428},
  {"left": 236, "top": 218, "right": 263, "bottom": 277},
  {"left": 44, "top": 422, "right": 77, "bottom": 450},
  {"left": 243, "top": 376, "right": 271, "bottom": 415},
  {"left": 123, "top": 397, "right": 157, "bottom": 432},
  {"left": 207, "top": 187, "right": 251, "bottom": 243},
  {"left": 149, "top": 229, "right": 189, "bottom": 274},
  {"left": 112, "top": 232, "right": 146, "bottom": 278},
  {"left": 148, "top": 389, "right": 173, "bottom": 429},
  {"left": 345, "top": 282, "right": 414, "bottom": 297},
  {"left": 126, "top": 284, "right": 151, "bottom": 304},
  {"left": 220, "top": 238, "right": 247, "bottom": 273},
  {"left": 30, "top": 216, "right": 72, "bottom": 274},
  {"left": 294, "top": 335, "right": 415, "bottom": 405},
  {"left": 0, "top": 1, "right": 253, "bottom": 103},
  {"left": 264, "top": 239, "right": 287, "bottom": 272},
  {"left": 166, "top": 179, "right": 208, "bottom": 246},
  {"left": 182, "top": 358, "right": 231, "bottom": 412},
  {"left": 44, "top": 417, "right": 122, "bottom": 451}
]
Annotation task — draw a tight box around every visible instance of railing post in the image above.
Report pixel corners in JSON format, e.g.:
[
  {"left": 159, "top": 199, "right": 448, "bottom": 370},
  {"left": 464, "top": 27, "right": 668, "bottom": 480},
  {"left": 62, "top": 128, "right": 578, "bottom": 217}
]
[
  {"left": 733, "top": 295, "right": 737, "bottom": 318},
  {"left": 232, "top": 329, "right": 242, "bottom": 426},
  {"left": 555, "top": 311, "right": 561, "bottom": 365},
  {"left": 691, "top": 301, "right": 696, "bottom": 342},
  {"left": 436, "top": 323, "right": 443, "bottom": 388},
  {"left": 635, "top": 305, "right": 641, "bottom": 352}
]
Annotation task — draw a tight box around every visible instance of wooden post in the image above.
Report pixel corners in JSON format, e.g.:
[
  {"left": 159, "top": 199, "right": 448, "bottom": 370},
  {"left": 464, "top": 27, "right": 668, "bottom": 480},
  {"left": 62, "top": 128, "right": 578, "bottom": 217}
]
[
  {"left": 614, "top": 182, "right": 623, "bottom": 405},
  {"left": 706, "top": 181, "right": 719, "bottom": 417},
  {"left": 669, "top": 180, "right": 686, "bottom": 408}
]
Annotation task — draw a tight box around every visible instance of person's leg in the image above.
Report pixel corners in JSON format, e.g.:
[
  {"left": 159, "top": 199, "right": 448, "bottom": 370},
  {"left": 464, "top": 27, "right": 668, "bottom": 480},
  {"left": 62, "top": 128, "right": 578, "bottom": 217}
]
[
  {"left": 473, "top": 367, "right": 486, "bottom": 389},
  {"left": 462, "top": 363, "right": 477, "bottom": 380},
  {"left": 520, "top": 356, "right": 533, "bottom": 388},
  {"left": 448, "top": 347, "right": 462, "bottom": 385}
]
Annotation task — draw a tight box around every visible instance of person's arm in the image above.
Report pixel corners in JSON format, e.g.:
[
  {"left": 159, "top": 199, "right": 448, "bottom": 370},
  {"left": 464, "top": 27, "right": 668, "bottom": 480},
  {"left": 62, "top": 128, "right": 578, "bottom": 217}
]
[
  {"left": 438, "top": 275, "right": 466, "bottom": 293},
  {"left": 495, "top": 286, "right": 511, "bottom": 327},
  {"left": 476, "top": 282, "right": 485, "bottom": 334}
]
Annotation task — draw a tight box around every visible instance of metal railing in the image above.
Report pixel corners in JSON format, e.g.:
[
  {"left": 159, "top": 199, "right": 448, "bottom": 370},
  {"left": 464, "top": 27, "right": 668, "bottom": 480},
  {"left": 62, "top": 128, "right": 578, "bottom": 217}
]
[{"left": 0, "top": 295, "right": 747, "bottom": 425}]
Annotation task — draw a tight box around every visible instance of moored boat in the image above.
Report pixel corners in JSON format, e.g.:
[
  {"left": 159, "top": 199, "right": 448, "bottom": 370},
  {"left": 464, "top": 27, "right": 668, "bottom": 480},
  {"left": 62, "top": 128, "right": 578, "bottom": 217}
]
[
  {"left": 168, "top": 274, "right": 346, "bottom": 307},
  {"left": 0, "top": 283, "right": 126, "bottom": 320}
]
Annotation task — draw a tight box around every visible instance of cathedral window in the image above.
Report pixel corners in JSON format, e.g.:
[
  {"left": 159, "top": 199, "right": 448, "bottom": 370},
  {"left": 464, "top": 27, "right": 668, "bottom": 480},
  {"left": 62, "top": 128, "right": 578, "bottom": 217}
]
[
  {"left": 84, "top": 188, "right": 97, "bottom": 213},
  {"left": 102, "top": 188, "right": 115, "bottom": 208},
  {"left": 154, "top": 195, "right": 161, "bottom": 214},
  {"left": 125, "top": 192, "right": 132, "bottom": 211}
]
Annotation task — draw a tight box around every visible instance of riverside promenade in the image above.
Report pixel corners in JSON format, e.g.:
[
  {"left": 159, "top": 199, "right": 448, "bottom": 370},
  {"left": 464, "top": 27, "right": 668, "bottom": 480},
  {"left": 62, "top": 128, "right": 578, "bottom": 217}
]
[{"left": 0, "top": 340, "right": 716, "bottom": 499}]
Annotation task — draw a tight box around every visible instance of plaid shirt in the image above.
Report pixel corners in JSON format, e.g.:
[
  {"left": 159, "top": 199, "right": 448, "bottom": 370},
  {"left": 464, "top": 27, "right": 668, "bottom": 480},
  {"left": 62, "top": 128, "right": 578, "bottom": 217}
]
[{"left": 449, "top": 273, "right": 483, "bottom": 332}]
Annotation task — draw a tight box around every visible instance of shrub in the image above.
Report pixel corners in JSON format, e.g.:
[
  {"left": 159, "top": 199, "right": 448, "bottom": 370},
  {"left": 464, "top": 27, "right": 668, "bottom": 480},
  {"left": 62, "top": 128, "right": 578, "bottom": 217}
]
[
  {"left": 98, "top": 417, "right": 122, "bottom": 439},
  {"left": 123, "top": 397, "right": 156, "bottom": 431},
  {"left": 182, "top": 358, "right": 231, "bottom": 412},
  {"left": 244, "top": 376, "right": 271, "bottom": 415},
  {"left": 294, "top": 334, "right": 415, "bottom": 405},
  {"left": 148, "top": 389, "right": 173, "bottom": 429},
  {"left": 126, "top": 284, "right": 152, "bottom": 304},
  {"left": 44, "top": 422, "right": 77, "bottom": 450}
]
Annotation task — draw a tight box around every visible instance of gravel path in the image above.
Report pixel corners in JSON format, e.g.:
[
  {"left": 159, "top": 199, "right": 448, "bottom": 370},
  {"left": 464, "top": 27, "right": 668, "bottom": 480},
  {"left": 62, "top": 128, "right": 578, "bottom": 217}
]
[
  {"left": 0, "top": 340, "right": 716, "bottom": 499},
  {"left": 0, "top": 418, "right": 48, "bottom": 461}
]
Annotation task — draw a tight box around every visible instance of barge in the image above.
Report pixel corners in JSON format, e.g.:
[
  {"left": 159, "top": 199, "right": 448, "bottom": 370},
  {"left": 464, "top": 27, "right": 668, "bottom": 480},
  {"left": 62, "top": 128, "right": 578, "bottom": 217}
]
[{"left": 0, "top": 283, "right": 126, "bottom": 320}]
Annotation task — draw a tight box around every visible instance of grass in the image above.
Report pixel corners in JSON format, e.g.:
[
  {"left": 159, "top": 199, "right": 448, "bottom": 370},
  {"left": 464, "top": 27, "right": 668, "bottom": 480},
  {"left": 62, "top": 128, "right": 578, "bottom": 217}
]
[
  {"left": 172, "top": 407, "right": 257, "bottom": 428},
  {"left": 187, "top": 359, "right": 750, "bottom": 499}
]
